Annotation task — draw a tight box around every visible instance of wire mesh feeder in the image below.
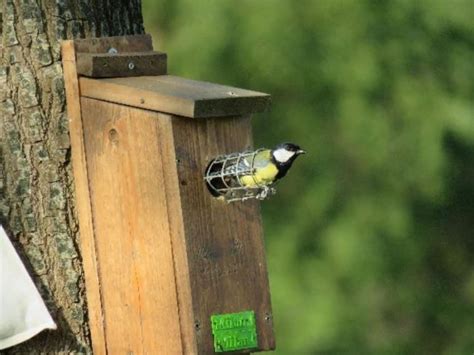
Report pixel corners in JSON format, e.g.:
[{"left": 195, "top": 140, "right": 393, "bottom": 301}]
[{"left": 204, "top": 149, "right": 277, "bottom": 203}]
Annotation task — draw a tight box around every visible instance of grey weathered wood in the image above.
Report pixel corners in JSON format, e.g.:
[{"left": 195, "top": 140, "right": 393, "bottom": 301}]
[
  {"left": 74, "top": 34, "right": 153, "bottom": 54},
  {"left": 76, "top": 51, "right": 167, "bottom": 77},
  {"left": 79, "top": 75, "right": 271, "bottom": 118}
]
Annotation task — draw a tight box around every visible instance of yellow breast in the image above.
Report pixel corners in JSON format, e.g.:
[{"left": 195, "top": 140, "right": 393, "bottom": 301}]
[{"left": 239, "top": 164, "right": 278, "bottom": 187}]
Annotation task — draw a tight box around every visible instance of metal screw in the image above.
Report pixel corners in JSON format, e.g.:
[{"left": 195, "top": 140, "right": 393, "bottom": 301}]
[
  {"left": 108, "top": 47, "right": 118, "bottom": 54},
  {"left": 128, "top": 62, "right": 135, "bottom": 70},
  {"left": 227, "top": 91, "right": 237, "bottom": 96}
]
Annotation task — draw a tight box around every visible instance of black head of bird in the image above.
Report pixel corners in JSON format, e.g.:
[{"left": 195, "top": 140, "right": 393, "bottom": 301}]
[{"left": 271, "top": 142, "right": 306, "bottom": 180}]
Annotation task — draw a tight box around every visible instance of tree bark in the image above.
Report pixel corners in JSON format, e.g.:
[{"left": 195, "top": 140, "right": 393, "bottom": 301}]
[{"left": 0, "top": 1, "right": 144, "bottom": 352}]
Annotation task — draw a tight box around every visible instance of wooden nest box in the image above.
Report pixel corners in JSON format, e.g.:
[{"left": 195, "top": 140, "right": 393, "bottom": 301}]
[{"left": 62, "top": 35, "right": 275, "bottom": 354}]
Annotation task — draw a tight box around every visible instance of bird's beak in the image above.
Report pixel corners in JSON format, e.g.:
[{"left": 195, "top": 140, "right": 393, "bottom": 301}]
[{"left": 296, "top": 149, "right": 306, "bottom": 155}]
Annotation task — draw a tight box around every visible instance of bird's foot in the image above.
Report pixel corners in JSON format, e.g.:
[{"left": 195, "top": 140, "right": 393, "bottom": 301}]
[{"left": 256, "top": 186, "right": 276, "bottom": 200}]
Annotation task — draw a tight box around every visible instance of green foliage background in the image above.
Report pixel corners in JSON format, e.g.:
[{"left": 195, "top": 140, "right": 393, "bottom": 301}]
[{"left": 142, "top": 1, "right": 474, "bottom": 354}]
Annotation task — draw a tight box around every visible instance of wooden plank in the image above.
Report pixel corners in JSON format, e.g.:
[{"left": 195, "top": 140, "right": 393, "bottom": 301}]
[
  {"left": 81, "top": 98, "right": 183, "bottom": 354},
  {"left": 76, "top": 51, "right": 167, "bottom": 78},
  {"left": 171, "top": 115, "right": 276, "bottom": 354},
  {"left": 79, "top": 75, "right": 271, "bottom": 118},
  {"left": 74, "top": 34, "right": 153, "bottom": 54},
  {"left": 61, "top": 40, "right": 107, "bottom": 355},
  {"left": 157, "top": 115, "right": 199, "bottom": 355}
]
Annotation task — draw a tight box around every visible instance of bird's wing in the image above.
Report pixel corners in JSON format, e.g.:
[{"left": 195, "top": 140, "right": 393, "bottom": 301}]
[
  {"left": 224, "top": 149, "right": 272, "bottom": 174},
  {"left": 207, "top": 149, "right": 273, "bottom": 185},
  {"left": 252, "top": 149, "right": 273, "bottom": 169},
  {"left": 238, "top": 150, "right": 278, "bottom": 187}
]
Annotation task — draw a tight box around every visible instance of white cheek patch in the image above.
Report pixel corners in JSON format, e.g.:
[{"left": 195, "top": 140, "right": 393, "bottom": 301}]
[{"left": 273, "top": 148, "right": 295, "bottom": 163}]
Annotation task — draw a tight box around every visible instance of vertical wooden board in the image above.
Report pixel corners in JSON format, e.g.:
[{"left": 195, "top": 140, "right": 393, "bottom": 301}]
[
  {"left": 172, "top": 116, "right": 276, "bottom": 354},
  {"left": 81, "top": 98, "right": 183, "bottom": 354},
  {"left": 157, "top": 115, "right": 199, "bottom": 355},
  {"left": 61, "top": 40, "right": 107, "bottom": 355}
]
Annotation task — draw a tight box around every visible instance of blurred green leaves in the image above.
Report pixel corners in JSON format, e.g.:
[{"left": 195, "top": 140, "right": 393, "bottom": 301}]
[{"left": 143, "top": 1, "right": 474, "bottom": 353}]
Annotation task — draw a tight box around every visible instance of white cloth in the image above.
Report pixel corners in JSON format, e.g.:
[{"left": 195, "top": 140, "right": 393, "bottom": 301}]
[{"left": 0, "top": 225, "right": 56, "bottom": 349}]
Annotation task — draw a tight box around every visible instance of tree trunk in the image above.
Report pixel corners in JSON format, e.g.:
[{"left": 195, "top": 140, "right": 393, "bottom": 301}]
[{"left": 0, "top": 1, "right": 144, "bottom": 352}]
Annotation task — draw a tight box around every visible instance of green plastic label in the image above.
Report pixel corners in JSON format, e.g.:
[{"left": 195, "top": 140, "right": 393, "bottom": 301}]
[{"left": 211, "top": 310, "right": 258, "bottom": 353}]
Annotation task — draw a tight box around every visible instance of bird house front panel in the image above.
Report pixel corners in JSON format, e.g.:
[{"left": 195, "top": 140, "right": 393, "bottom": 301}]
[{"left": 171, "top": 115, "right": 275, "bottom": 353}]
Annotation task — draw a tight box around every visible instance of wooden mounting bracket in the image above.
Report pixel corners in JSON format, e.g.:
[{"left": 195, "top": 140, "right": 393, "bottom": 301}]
[{"left": 73, "top": 34, "right": 167, "bottom": 78}]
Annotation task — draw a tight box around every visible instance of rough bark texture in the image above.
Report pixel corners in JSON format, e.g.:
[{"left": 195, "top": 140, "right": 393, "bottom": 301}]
[{"left": 0, "top": 1, "right": 144, "bottom": 353}]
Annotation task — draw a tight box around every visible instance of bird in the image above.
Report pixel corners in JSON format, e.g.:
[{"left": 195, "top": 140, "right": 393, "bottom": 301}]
[{"left": 205, "top": 142, "right": 306, "bottom": 200}]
